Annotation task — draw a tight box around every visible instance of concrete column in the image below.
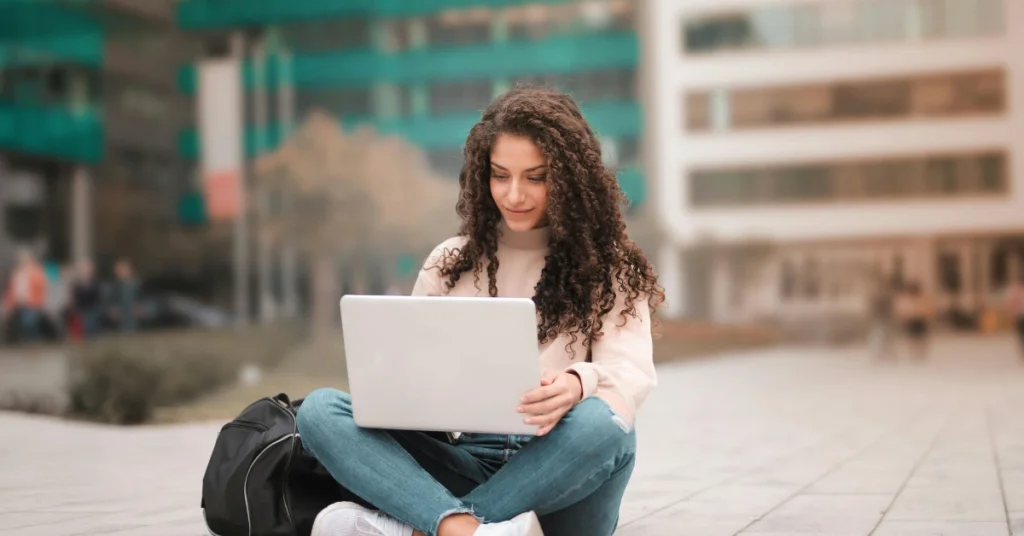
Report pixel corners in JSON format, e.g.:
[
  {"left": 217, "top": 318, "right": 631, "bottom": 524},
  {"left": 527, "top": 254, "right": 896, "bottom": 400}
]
[
  {"left": 977, "top": 240, "right": 992, "bottom": 306},
  {"left": 1009, "top": 251, "right": 1021, "bottom": 288},
  {"left": 277, "top": 48, "right": 299, "bottom": 318},
  {"left": 407, "top": 19, "right": 430, "bottom": 117},
  {"left": 1008, "top": 0, "right": 1024, "bottom": 226},
  {"left": 711, "top": 253, "right": 734, "bottom": 323},
  {"left": 917, "top": 238, "right": 937, "bottom": 296},
  {"left": 70, "top": 166, "right": 92, "bottom": 264},
  {"left": 960, "top": 241, "right": 975, "bottom": 309},
  {"left": 657, "top": 243, "right": 685, "bottom": 318},
  {"left": 230, "top": 31, "right": 250, "bottom": 326},
  {"left": 491, "top": 9, "right": 509, "bottom": 43},
  {"left": 371, "top": 20, "right": 402, "bottom": 119},
  {"left": 253, "top": 40, "right": 277, "bottom": 323}
]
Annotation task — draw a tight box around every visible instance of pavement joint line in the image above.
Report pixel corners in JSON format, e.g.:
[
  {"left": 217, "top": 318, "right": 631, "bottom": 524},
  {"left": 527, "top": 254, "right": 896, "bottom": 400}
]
[
  {"left": 866, "top": 412, "right": 953, "bottom": 535},
  {"left": 619, "top": 404, "right": 930, "bottom": 531},
  {"left": 985, "top": 408, "right": 1014, "bottom": 536},
  {"left": 732, "top": 405, "right": 946, "bottom": 536}
]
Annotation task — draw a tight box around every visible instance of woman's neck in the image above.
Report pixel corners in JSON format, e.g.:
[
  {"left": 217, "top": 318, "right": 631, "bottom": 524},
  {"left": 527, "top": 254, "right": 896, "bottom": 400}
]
[{"left": 497, "top": 220, "right": 549, "bottom": 251}]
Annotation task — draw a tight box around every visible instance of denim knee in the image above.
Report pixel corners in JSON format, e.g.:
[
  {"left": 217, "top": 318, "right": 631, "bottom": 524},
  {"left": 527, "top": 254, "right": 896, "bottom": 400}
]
[
  {"left": 296, "top": 388, "right": 353, "bottom": 453},
  {"left": 558, "top": 397, "right": 636, "bottom": 461}
]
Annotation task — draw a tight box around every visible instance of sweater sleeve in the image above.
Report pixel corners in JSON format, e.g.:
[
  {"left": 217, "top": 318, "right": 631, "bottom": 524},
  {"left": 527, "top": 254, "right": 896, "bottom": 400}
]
[{"left": 567, "top": 291, "right": 657, "bottom": 425}]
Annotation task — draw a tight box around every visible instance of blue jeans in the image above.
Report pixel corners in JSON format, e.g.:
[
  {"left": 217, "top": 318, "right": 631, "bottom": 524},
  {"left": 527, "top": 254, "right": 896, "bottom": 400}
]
[
  {"left": 297, "top": 389, "right": 636, "bottom": 536},
  {"left": 16, "top": 308, "right": 41, "bottom": 343},
  {"left": 80, "top": 309, "right": 101, "bottom": 336}
]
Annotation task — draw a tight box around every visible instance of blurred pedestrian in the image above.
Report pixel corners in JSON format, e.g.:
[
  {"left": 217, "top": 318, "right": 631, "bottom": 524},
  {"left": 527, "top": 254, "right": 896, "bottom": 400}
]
[
  {"left": 896, "top": 281, "right": 933, "bottom": 362},
  {"left": 3, "top": 249, "right": 48, "bottom": 344},
  {"left": 868, "top": 275, "right": 897, "bottom": 361},
  {"left": 108, "top": 258, "right": 140, "bottom": 333},
  {"left": 43, "top": 262, "right": 72, "bottom": 340},
  {"left": 71, "top": 259, "right": 103, "bottom": 337},
  {"left": 1004, "top": 278, "right": 1024, "bottom": 360}
]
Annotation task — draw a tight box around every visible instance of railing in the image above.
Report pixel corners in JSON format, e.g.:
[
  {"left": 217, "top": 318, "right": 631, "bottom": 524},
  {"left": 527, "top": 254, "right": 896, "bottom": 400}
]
[
  {"left": 178, "top": 100, "right": 641, "bottom": 157},
  {"left": 177, "top": 0, "right": 578, "bottom": 29},
  {"left": 178, "top": 32, "right": 638, "bottom": 93}
]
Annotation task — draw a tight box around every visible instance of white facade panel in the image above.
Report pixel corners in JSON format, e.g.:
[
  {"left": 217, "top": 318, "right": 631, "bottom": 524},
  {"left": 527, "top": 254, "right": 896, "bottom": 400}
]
[
  {"left": 679, "top": 117, "right": 1011, "bottom": 169},
  {"left": 674, "top": 39, "right": 1007, "bottom": 91},
  {"left": 645, "top": 0, "right": 1023, "bottom": 320}
]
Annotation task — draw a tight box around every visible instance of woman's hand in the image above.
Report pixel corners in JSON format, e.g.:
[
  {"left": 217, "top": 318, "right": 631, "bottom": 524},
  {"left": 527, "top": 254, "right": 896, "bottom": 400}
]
[{"left": 518, "top": 370, "right": 583, "bottom": 436}]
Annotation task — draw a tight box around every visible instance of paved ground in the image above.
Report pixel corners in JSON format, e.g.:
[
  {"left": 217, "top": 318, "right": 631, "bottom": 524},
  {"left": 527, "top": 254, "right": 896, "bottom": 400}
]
[{"left": 2, "top": 334, "right": 1024, "bottom": 535}]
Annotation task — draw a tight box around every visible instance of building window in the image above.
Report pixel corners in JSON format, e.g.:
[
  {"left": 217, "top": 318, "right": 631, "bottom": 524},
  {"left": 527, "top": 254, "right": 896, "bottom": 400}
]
[
  {"left": 938, "top": 251, "right": 962, "bottom": 293},
  {"left": 428, "top": 80, "right": 493, "bottom": 115},
  {"left": 507, "top": 3, "right": 576, "bottom": 40},
  {"left": 505, "top": 1, "right": 634, "bottom": 40},
  {"left": 281, "top": 18, "right": 371, "bottom": 52},
  {"left": 1, "top": 66, "right": 101, "bottom": 108},
  {"left": 683, "top": 0, "right": 1005, "bottom": 55},
  {"left": 297, "top": 88, "right": 373, "bottom": 118},
  {"left": 689, "top": 151, "right": 1008, "bottom": 208},
  {"left": 780, "top": 259, "right": 797, "bottom": 300},
  {"left": 686, "top": 69, "right": 1004, "bottom": 131},
  {"left": 427, "top": 8, "right": 492, "bottom": 46},
  {"left": 803, "top": 258, "right": 821, "bottom": 298},
  {"left": 379, "top": 19, "right": 413, "bottom": 52},
  {"left": 106, "top": 77, "right": 170, "bottom": 121},
  {"left": 564, "top": 69, "right": 636, "bottom": 103},
  {"left": 515, "top": 69, "right": 635, "bottom": 103},
  {"left": 4, "top": 204, "right": 43, "bottom": 242}
]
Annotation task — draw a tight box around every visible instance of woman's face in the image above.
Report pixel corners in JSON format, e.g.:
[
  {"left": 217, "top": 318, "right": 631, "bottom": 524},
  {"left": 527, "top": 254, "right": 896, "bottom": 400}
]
[{"left": 489, "top": 133, "right": 549, "bottom": 232}]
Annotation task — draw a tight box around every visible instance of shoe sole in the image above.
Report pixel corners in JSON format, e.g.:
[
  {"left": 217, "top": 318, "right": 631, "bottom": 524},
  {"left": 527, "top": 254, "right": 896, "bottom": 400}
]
[{"left": 310, "top": 501, "right": 373, "bottom": 536}]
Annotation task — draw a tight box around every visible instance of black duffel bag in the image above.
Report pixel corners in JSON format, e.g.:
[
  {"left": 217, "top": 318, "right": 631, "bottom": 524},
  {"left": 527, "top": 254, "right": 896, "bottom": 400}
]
[{"left": 200, "top": 393, "right": 366, "bottom": 536}]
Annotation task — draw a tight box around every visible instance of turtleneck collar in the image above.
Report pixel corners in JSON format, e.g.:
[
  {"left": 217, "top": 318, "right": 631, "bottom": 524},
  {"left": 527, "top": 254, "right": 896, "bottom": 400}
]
[{"left": 497, "top": 220, "right": 550, "bottom": 251}]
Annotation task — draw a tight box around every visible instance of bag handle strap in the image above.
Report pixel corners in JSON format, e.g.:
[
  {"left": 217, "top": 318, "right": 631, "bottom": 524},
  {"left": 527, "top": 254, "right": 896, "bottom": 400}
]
[{"left": 273, "top": 393, "right": 293, "bottom": 410}]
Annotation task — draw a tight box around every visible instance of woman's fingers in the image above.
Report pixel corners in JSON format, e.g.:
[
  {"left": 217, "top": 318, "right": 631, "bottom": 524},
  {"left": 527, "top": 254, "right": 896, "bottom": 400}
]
[
  {"left": 521, "top": 383, "right": 560, "bottom": 405},
  {"left": 520, "top": 398, "right": 560, "bottom": 419},
  {"left": 520, "top": 391, "right": 575, "bottom": 417},
  {"left": 522, "top": 395, "right": 574, "bottom": 427}
]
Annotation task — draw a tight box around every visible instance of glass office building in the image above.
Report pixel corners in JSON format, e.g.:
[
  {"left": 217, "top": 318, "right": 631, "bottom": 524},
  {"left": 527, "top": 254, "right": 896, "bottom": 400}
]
[
  {"left": 0, "top": 0, "right": 188, "bottom": 274},
  {"left": 174, "top": 0, "right": 646, "bottom": 210}
]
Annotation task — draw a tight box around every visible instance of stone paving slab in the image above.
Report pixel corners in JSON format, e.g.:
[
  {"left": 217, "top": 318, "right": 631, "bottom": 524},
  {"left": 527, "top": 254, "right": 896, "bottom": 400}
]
[{"left": 2, "top": 334, "right": 1024, "bottom": 535}]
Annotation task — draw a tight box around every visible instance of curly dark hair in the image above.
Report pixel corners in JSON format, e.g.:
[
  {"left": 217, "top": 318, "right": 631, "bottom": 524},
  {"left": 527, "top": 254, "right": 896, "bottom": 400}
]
[{"left": 431, "top": 85, "right": 665, "bottom": 357}]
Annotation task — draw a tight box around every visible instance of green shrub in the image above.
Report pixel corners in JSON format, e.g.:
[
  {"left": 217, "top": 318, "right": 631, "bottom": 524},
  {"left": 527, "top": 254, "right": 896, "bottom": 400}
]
[
  {"left": 68, "top": 322, "right": 305, "bottom": 425},
  {"left": 69, "top": 348, "right": 162, "bottom": 424}
]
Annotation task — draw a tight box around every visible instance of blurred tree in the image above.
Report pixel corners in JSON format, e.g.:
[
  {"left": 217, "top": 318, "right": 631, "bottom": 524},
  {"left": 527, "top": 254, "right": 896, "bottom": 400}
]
[{"left": 254, "top": 110, "right": 457, "bottom": 343}]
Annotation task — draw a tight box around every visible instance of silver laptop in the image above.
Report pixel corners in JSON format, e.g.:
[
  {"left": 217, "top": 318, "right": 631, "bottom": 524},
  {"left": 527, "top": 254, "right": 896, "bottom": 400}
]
[{"left": 339, "top": 294, "right": 541, "bottom": 436}]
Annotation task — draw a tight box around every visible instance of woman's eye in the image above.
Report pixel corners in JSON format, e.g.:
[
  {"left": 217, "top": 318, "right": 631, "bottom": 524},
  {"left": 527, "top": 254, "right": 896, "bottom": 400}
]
[
  {"left": 492, "top": 174, "right": 509, "bottom": 180},
  {"left": 528, "top": 176, "right": 547, "bottom": 183}
]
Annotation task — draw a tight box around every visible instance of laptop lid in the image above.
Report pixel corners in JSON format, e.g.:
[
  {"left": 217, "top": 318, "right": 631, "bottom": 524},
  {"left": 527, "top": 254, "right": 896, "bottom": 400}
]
[{"left": 339, "top": 295, "right": 541, "bottom": 436}]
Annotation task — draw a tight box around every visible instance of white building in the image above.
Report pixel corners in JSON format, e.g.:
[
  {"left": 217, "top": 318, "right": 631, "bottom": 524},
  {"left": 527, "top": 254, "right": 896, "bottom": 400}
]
[{"left": 643, "top": 0, "right": 1024, "bottom": 323}]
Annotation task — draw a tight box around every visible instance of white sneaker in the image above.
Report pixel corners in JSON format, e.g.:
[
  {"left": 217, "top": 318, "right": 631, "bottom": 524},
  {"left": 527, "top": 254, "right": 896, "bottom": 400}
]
[
  {"left": 310, "top": 502, "right": 413, "bottom": 536},
  {"left": 474, "top": 511, "right": 544, "bottom": 536}
]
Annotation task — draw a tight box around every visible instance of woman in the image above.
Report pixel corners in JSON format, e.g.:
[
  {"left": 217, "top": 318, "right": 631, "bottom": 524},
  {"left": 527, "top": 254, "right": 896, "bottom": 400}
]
[
  {"left": 1004, "top": 278, "right": 1024, "bottom": 359},
  {"left": 867, "top": 272, "right": 897, "bottom": 362},
  {"left": 896, "top": 281, "right": 932, "bottom": 361},
  {"left": 3, "top": 249, "right": 48, "bottom": 344},
  {"left": 297, "top": 86, "right": 664, "bottom": 536}
]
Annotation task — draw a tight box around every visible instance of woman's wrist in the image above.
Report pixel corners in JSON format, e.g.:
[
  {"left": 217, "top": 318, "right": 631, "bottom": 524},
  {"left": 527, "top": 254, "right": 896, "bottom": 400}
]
[{"left": 565, "top": 370, "right": 584, "bottom": 403}]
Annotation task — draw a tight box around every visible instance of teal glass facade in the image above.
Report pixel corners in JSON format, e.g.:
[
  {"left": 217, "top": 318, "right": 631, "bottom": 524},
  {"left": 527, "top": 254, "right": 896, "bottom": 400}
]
[
  {"left": 0, "top": 0, "right": 105, "bottom": 163},
  {"left": 175, "top": 0, "right": 645, "bottom": 208}
]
